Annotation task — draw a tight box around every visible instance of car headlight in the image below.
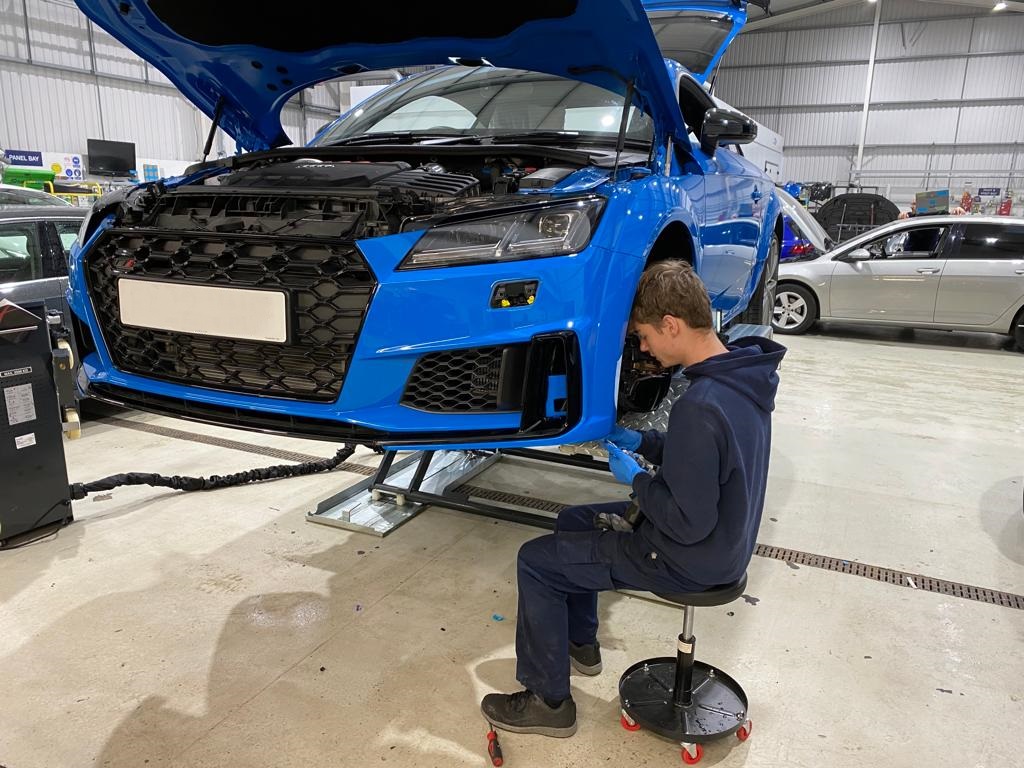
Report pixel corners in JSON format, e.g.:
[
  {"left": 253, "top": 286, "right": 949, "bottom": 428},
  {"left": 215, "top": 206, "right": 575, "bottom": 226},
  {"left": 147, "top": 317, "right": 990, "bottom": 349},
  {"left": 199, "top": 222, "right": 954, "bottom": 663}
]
[{"left": 398, "top": 197, "right": 606, "bottom": 270}]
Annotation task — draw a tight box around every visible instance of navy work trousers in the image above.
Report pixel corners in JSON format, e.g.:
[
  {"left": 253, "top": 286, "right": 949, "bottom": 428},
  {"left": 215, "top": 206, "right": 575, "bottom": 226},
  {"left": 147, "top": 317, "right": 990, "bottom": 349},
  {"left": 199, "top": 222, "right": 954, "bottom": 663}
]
[{"left": 515, "top": 501, "right": 693, "bottom": 702}]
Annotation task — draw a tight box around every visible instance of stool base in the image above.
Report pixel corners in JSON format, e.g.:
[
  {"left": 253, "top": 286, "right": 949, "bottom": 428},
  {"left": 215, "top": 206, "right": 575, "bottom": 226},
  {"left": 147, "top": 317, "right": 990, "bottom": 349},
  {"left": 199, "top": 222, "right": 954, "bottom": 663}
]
[{"left": 619, "top": 657, "right": 748, "bottom": 743}]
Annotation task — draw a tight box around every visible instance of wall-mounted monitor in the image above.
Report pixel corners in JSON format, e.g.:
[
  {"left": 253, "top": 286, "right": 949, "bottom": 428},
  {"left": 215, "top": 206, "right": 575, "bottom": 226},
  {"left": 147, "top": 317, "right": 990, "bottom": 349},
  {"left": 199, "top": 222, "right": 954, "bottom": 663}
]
[{"left": 86, "top": 138, "right": 136, "bottom": 177}]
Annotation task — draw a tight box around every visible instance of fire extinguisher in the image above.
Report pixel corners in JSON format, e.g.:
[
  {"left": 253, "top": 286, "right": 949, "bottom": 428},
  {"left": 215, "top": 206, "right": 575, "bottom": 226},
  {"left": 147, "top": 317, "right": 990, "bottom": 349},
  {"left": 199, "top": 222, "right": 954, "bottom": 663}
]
[{"left": 997, "top": 194, "right": 1013, "bottom": 216}]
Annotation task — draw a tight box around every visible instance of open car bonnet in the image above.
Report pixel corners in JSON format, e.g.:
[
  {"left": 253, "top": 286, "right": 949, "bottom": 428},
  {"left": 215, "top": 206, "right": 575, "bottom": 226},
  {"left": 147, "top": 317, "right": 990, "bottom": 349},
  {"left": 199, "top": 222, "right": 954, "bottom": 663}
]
[
  {"left": 643, "top": 1, "right": 765, "bottom": 83},
  {"left": 74, "top": 0, "right": 755, "bottom": 152}
]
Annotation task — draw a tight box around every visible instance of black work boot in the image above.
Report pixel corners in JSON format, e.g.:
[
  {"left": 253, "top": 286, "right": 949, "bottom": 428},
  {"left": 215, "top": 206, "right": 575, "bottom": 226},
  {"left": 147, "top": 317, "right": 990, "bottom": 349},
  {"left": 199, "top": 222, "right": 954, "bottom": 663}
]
[
  {"left": 480, "top": 690, "right": 577, "bottom": 737},
  {"left": 569, "top": 641, "right": 602, "bottom": 676}
]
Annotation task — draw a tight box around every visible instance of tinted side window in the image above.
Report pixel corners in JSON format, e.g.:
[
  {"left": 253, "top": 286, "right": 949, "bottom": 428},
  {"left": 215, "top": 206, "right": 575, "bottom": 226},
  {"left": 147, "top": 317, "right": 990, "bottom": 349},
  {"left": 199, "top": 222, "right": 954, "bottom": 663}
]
[
  {"left": 862, "top": 226, "right": 947, "bottom": 259},
  {"left": 53, "top": 221, "right": 80, "bottom": 254},
  {"left": 678, "top": 76, "right": 714, "bottom": 138},
  {"left": 957, "top": 224, "right": 1024, "bottom": 259},
  {"left": 0, "top": 222, "right": 43, "bottom": 284}
]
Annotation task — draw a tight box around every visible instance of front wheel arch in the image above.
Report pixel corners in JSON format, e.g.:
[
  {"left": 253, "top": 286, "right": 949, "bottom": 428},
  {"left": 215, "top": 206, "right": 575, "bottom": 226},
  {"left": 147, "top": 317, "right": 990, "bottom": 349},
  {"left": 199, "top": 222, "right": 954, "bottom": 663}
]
[
  {"left": 617, "top": 223, "right": 695, "bottom": 415},
  {"left": 1011, "top": 304, "right": 1024, "bottom": 352}
]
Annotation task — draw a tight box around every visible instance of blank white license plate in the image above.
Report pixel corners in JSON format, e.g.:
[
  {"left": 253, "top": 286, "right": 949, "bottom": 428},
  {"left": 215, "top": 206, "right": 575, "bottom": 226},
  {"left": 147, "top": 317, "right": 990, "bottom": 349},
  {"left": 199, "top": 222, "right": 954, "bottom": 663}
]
[{"left": 118, "top": 279, "right": 288, "bottom": 343}]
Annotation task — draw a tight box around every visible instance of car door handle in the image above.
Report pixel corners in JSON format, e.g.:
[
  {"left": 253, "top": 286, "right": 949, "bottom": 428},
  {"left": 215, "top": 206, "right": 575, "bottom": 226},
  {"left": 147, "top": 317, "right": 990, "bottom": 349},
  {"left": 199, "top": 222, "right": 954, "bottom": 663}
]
[
  {"left": 916, "top": 267, "right": 941, "bottom": 274},
  {"left": 751, "top": 188, "right": 762, "bottom": 201},
  {"left": 1015, "top": 268, "right": 1024, "bottom": 275}
]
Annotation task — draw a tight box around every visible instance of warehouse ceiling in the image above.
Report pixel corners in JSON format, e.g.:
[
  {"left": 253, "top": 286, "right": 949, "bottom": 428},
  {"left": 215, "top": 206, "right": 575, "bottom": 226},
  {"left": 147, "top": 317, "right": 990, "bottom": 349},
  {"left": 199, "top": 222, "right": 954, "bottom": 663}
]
[{"left": 746, "top": 0, "right": 1024, "bottom": 29}]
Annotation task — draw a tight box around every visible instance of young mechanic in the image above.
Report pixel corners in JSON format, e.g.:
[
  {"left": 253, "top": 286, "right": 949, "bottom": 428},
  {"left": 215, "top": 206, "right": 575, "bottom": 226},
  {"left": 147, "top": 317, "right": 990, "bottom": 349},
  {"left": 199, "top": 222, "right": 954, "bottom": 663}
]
[{"left": 481, "top": 260, "right": 787, "bottom": 737}]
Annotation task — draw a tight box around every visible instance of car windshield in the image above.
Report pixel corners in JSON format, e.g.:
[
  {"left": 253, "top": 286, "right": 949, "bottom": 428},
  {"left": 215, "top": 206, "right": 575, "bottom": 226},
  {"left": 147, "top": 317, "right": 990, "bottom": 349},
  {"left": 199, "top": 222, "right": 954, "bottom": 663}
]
[
  {"left": 0, "top": 187, "right": 72, "bottom": 207},
  {"left": 776, "top": 187, "right": 833, "bottom": 253},
  {"left": 313, "top": 67, "right": 655, "bottom": 148}
]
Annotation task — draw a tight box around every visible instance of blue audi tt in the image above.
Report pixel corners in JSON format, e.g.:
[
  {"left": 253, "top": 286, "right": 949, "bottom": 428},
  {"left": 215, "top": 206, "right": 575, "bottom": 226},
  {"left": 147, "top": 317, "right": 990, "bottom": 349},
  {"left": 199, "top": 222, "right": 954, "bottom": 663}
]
[{"left": 69, "top": 0, "right": 780, "bottom": 450}]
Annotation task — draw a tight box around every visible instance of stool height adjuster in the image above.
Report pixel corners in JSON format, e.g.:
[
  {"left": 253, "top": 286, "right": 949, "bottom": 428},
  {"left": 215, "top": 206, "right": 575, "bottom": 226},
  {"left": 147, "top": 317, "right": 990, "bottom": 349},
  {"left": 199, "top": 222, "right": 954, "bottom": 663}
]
[{"left": 675, "top": 605, "right": 696, "bottom": 707}]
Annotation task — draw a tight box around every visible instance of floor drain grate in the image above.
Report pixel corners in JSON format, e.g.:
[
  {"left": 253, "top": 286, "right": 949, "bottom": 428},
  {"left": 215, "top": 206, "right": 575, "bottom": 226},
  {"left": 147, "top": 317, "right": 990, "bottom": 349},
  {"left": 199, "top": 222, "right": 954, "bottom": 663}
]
[
  {"left": 454, "top": 485, "right": 568, "bottom": 515},
  {"left": 755, "top": 544, "right": 1024, "bottom": 610},
  {"left": 88, "top": 417, "right": 1024, "bottom": 611}
]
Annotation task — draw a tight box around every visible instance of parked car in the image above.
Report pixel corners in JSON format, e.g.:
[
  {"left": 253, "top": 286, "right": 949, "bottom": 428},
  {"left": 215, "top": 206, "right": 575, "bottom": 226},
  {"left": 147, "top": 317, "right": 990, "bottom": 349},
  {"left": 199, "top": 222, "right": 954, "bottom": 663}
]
[
  {"left": 0, "top": 183, "right": 73, "bottom": 208},
  {"left": 773, "top": 216, "right": 1024, "bottom": 351},
  {"left": 0, "top": 204, "right": 88, "bottom": 433},
  {"left": 68, "top": 0, "right": 781, "bottom": 450},
  {"left": 776, "top": 186, "right": 833, "bottom": 262}
]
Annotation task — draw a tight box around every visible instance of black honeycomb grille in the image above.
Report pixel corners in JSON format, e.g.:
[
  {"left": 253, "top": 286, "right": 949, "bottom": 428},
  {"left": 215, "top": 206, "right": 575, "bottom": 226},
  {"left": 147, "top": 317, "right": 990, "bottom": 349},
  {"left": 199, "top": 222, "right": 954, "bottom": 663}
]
[
  {"left": 86, "top": 230, "right": 374, "bottom": 401},
  {"left": 402, "top": 346, "right": 524, "bottom": 413}
]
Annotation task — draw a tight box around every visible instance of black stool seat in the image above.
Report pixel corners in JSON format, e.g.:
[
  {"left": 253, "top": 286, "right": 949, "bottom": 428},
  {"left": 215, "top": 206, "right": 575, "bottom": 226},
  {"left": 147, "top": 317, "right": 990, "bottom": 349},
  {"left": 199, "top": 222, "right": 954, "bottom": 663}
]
[
  {"left": 654, "top": 573, "right": 747, "bottom": 607},
  {"left": 619, "top": 573, "right": 751, "bottom": 762}
]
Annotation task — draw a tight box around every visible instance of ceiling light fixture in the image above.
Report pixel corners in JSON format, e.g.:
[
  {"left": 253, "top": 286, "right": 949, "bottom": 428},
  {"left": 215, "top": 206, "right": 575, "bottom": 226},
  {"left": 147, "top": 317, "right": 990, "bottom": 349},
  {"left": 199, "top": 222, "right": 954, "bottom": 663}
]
[{"left": 993, "top": 1, "right": 1007, "bottom": 9}]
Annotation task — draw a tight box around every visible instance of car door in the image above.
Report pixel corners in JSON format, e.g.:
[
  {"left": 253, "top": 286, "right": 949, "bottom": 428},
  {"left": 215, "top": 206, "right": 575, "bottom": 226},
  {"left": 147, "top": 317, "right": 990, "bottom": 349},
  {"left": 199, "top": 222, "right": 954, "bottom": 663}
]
[
  {"left": 677, "top": 74, "right": 759, "bottom": 306},
  {"left": 829, "top": 223, "right": 951, "bottom": 323},
  {"left": 934, "top": 221, "right": 1024, "bottom": 327},
  {"left": 716, "top": 147, "right": 763, "bottom": 297}
]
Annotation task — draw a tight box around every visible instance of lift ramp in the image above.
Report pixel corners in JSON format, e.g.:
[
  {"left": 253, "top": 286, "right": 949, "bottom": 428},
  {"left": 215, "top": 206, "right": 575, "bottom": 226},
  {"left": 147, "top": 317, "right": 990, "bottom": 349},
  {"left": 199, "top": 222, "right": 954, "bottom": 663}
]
[{"left": 307, "top": 324, "right": 771, "bottom": 536}]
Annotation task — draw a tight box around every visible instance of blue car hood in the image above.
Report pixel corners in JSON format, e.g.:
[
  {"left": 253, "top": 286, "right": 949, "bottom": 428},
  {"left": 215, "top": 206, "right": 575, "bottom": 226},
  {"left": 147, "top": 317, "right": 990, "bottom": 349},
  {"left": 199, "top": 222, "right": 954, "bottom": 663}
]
[{"left": 74, "top": 0, "right": 747, "bottom": 152}]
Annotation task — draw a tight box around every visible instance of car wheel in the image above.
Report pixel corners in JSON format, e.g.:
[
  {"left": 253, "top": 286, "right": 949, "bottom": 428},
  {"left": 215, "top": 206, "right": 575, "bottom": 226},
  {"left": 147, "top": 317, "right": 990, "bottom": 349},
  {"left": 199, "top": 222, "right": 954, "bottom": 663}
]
[
  {"left": 772, "top": 283, "right": 817, "bottom": 335},
  {"left": 1013, "top": 307, "right": 1024, "bottom": 353},
  {"left": 737, "top": 234, "right": 779, "bottom": 326}
]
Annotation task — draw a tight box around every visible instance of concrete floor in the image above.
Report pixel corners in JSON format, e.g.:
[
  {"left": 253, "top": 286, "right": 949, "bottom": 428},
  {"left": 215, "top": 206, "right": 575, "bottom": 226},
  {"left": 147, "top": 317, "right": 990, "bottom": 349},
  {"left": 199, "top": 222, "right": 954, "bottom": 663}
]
[{"left": 2, "top": 327, "right": 1022, "bottom": 768}]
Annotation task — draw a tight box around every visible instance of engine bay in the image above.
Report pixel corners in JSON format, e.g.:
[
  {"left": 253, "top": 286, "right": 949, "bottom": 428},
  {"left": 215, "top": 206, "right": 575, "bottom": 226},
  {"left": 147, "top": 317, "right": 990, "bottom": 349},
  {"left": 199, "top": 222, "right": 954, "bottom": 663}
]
[{"left": 111, "top": 151, "right": 596, "bottom": 241}]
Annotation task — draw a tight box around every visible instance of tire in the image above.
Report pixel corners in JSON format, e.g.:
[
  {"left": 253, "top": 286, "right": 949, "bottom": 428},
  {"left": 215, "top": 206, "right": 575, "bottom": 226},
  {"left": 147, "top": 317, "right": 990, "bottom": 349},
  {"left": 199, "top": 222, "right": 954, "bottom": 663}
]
[
  {"left": 1012, "top": 307, "right": 1024, "bottom": 353},
  {"left": 737, "top": 234, "right": 779, "bottom": 326},
  {"left": 772, "top": 283, "right": 818, "bottom": 335}
]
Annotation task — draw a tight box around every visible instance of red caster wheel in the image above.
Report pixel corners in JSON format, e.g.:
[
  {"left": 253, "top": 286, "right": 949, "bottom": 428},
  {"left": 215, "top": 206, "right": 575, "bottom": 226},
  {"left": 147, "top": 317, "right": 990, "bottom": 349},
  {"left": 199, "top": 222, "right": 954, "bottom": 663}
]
[
  {"left": 620, "top": 713, "right": 641, "bottom": 732},
  {"left": 737, "top": 720, "right": 753, "bottom": 742},
  {"left": 486, "top": 728, "right": 504, "bottom": 766},
  {"left": 681, "top": 743, "right": 704, "bottom": 765}
]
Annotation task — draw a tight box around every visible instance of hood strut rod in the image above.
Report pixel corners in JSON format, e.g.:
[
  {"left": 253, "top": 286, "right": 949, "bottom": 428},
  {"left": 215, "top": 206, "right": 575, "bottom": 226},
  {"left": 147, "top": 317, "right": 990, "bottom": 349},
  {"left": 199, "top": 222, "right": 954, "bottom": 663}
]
[
  {"left": 612, "top": 79, "right": 636, "bottom": 182},
  {"left": 201, "top": 96, "right": 226, "bottom": 164}
]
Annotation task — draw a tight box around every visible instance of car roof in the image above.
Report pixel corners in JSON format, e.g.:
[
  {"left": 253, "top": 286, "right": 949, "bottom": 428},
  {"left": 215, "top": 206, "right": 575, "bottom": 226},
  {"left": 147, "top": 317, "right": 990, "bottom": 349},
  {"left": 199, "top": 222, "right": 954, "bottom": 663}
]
[{"left": 0, "top": 205, "right": 88, "bottom": 221}]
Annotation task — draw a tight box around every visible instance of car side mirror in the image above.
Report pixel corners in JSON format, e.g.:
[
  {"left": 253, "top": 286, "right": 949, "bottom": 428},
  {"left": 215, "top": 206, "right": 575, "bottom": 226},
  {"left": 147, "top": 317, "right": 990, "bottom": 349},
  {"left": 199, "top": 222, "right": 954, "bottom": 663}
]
[
  {"left": 700, "top": 108, "right": 757, "bottom": 155},
  {"left": 837, "top": 248, "right": 872, "bottom": 262}
]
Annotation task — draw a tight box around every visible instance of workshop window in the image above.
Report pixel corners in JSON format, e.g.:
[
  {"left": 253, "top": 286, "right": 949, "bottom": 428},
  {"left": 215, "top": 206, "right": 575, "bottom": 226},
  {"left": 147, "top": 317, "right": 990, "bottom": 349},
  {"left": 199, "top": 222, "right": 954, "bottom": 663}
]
[{"left": 0, "top": 223, "right": 43, "bottom": 284}]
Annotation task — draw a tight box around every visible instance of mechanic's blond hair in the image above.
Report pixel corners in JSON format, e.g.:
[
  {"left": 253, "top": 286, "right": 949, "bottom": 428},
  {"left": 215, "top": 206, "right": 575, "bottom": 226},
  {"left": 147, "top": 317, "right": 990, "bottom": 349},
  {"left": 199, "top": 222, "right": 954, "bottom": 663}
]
[{"left": 631, "top": 260, "right": 713, "bottom": 331}]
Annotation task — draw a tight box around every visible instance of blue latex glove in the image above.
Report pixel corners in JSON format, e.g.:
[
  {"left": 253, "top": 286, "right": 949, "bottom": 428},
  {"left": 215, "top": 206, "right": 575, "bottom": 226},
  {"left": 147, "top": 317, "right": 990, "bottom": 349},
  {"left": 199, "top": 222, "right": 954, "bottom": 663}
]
[
  {"left": 607, "top": 424, "right": 642, "bottom": 452},
  {"left": 604, "top": 441, "right": 645, "bottom": 485}
]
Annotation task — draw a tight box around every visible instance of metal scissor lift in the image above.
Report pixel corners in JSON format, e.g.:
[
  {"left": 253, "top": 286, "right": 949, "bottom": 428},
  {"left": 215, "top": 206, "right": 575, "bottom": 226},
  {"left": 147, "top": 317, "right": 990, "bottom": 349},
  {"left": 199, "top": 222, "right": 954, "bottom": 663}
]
[{"left": 307, "top": 324, "right": 770, "bottom": 536}]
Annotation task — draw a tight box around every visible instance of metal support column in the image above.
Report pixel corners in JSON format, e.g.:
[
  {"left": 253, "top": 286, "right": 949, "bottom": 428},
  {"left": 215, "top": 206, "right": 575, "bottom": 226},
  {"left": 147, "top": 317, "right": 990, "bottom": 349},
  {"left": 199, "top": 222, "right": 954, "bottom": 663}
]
[{"left": 853, "top": 0, "right": 883, "bottom": 182}]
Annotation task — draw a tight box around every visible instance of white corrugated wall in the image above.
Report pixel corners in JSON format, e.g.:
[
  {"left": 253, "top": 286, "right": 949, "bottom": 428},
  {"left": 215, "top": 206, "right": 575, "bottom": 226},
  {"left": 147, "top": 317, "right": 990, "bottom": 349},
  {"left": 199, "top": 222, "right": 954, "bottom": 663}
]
[
  {"left": 0, "top": 0, "right": 355, "bottom": 167},
  {"left": 718, "top": 0, "right": 1024, "bottom": 204}
]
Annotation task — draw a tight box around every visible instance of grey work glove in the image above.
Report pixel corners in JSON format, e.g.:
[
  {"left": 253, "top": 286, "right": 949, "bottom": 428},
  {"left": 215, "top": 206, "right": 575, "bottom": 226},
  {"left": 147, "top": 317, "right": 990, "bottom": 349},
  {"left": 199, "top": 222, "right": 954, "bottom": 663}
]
[{"left": 595, "top": 511, "right": 636, "bottom": 532}]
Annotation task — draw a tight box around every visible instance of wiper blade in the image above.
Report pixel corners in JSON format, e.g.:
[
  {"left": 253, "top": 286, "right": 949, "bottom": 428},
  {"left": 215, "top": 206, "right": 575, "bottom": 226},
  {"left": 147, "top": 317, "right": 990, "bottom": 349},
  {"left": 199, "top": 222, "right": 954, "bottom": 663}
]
[
  {"left": 456, "top": 131, "right": 650, "bottom": 149},
  {"left": 326, "top": 131, "right": 458, "bottom": 146}
]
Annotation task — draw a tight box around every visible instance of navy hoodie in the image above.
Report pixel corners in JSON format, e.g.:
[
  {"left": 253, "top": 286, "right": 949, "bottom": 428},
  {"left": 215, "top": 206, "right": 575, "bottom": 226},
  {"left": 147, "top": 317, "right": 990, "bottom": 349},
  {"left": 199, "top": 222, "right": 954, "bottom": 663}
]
[{"left": 630, "top": 337, "right": 786, "bottom": 590}]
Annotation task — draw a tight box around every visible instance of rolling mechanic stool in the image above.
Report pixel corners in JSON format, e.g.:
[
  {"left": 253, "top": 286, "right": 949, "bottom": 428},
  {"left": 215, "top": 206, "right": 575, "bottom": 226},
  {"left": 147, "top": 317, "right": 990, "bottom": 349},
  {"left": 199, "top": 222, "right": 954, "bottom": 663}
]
[{"left": 618, "top": 574, "right": 751, "bottom": 765}]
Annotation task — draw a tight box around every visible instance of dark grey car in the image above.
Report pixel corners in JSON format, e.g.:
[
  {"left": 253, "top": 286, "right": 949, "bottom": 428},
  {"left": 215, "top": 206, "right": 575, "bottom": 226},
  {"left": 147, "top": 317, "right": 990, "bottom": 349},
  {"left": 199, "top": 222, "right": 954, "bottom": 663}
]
[
  {"left": 1, "top": 205, "right": 88, "bottom": 434},
  {"left": 774, "top": 216, "right": 1024, "bottom": 352}
]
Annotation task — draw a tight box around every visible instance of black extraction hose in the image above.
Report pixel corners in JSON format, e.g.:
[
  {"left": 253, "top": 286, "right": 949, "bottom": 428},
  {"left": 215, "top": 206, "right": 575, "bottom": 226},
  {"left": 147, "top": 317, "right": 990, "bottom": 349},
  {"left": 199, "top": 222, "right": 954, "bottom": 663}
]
[{"left": 68, "top": 444, "right": 358, "bottom": 501}]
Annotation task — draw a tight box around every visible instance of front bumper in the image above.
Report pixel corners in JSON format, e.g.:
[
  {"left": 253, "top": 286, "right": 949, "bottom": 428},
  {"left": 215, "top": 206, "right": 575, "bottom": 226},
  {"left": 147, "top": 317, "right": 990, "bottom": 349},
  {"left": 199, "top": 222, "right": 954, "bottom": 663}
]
[
  {"left": 81, "top": 329, "right": 581, "bottom": 447},
  {"left": 70, "top": 225, "right": 632, "bottom": 449}
]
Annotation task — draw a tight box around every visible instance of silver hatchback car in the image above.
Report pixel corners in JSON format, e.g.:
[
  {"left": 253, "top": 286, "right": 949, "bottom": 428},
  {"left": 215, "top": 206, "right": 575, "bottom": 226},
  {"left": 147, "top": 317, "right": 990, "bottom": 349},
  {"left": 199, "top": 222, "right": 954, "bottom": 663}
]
[{"left": 774, "top": 215, "right": 1024, "bottom": 351}]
